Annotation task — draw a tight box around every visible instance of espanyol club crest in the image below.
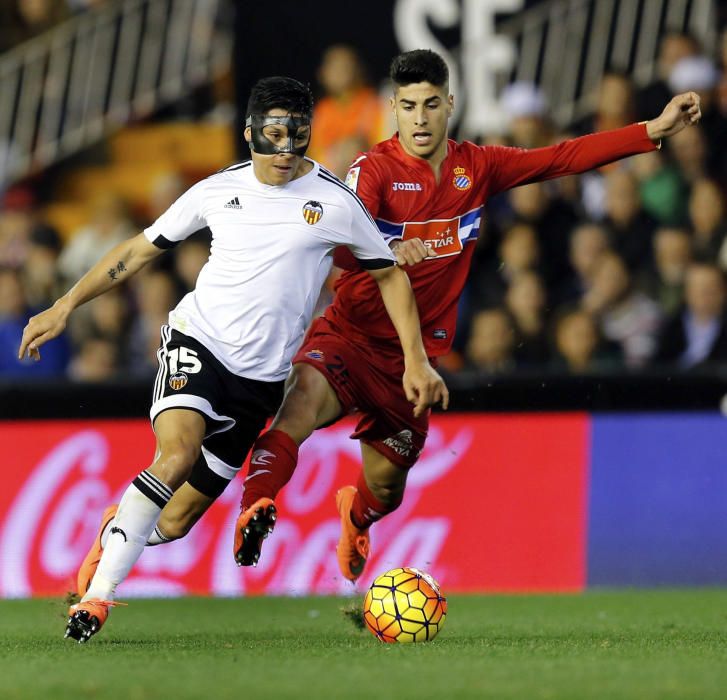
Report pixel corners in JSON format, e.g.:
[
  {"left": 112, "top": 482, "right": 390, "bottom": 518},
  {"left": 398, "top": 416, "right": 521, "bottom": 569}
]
[
  {"left": 305, "top": 349, "right": 325, "bottom": 361},
  {"left": 168, "top": 372, "right": 188, "bottom": 390},
  {"left": 452, "top": 166, "right": 472, "bottom": 191},
  {"left": 303, "top": 200, "right": 323, "bottom": 225}
]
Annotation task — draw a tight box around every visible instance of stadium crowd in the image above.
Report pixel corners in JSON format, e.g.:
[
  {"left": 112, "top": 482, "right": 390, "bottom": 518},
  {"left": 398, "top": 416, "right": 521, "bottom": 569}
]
[{"left": 2, "top": 31, "right": 727, "bottom": 380}]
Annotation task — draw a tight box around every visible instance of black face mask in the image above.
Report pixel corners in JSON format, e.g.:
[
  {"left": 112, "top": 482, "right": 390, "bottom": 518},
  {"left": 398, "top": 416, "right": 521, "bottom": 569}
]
[{"left": 245, "top": 114, "right": 312, "bottom": 156}]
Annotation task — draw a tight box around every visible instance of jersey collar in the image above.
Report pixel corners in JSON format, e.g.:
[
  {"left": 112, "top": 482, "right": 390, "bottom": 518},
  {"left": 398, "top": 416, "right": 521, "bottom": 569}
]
[
  {"left": 390, "top": 133, "right": 455, "bottom": 181},
  {"left": 246, "top": 158, "right": 320, "bottom": 191}
]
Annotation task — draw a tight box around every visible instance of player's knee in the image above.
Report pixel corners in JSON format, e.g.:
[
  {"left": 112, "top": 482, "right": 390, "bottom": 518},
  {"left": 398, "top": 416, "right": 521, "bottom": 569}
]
[
  {"left": 154, "top": 442, "right": 200, "bottom": 485},
  {"left": 368, "top": 481, "right": 405, "bottom": 507},
  {"left": 274, "top": 366, "right": 330, "bottom": 439}
]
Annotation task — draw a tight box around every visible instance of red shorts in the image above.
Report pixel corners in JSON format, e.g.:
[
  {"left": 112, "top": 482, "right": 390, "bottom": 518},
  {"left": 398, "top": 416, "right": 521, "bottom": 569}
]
[{"left": 293, "top": 316, "right": 430, "bottom": 468}]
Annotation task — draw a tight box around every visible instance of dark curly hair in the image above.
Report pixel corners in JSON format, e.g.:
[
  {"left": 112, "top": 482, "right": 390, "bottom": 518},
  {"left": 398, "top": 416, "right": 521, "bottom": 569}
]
[
  {"left": 245, "top": 76, "right": 314, "bottom": 119},
  {"left": 389, "top": 49, "right": 449, "bottom": 88}
]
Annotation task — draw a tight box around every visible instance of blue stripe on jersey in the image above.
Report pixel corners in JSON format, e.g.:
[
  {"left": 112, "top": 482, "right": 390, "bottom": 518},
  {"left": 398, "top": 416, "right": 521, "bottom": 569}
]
[
  {"left": 374, "top": 219, "right": 404, "bottom": 239},
  {"left": 460, "top": 207, "right": 482, "bottom": 241}
]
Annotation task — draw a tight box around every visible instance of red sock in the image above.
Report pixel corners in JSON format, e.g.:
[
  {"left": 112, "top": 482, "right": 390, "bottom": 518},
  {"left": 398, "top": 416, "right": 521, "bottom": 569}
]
[
  {"left": 241, "top": 429, "right": 299, "bottom": 510},
  {"left": 350, "top": 471, "right": 403, "bottom": 529}
]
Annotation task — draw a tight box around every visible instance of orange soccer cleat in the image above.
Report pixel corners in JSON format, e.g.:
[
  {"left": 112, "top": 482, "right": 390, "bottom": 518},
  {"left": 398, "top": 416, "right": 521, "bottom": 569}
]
[
  {"left": 76, "top": 504, "right": 118, "bottom": 596},
  {"left": 233, "top": 497, "right": 277, "bottom": 567},
  {"left": 335, "top": 486, "right": 370, "bottom": 582},
  {"left": 64, "top": 599, "right": 126, "bottom": 643}
]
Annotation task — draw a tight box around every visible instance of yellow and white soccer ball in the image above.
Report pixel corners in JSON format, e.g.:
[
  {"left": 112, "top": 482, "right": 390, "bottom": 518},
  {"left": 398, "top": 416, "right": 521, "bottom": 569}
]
[{"left": 363, "top": 567, "right": 447, "bottom": 643}]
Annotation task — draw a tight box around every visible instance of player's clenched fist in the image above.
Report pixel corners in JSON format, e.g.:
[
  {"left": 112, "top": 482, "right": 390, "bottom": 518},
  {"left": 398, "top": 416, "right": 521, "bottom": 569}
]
[
  {"left": 18, "top": 301, "right": 71, "bottom": 361},
  {"left": 646, "top": 91, "right": 701, "bottom": 140},
  {"left": 402, "top": 361, "right": 450, "bottom": 417}
]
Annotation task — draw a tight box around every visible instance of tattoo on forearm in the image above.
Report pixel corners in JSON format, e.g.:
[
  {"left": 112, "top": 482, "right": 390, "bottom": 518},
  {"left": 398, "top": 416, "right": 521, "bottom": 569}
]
[{"left": 107, "top": 261, "right": 127, "bottom": 282}]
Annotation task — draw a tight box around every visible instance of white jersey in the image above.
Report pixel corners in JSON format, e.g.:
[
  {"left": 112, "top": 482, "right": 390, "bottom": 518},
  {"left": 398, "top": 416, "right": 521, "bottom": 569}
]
[{"left": 143, "top": 159, "right": 394, "bottom": 381}]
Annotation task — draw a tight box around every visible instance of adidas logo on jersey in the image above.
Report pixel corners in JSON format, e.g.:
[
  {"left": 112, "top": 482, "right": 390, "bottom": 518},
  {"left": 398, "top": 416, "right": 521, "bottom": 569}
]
[{"left": 224, "top": 196, "right": 243, "bottom": 209}]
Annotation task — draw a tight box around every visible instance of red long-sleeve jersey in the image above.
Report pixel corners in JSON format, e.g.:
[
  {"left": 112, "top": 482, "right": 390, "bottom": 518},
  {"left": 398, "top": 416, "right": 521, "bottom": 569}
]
[{"left": 326, "top": 124, "right": 658, "bottom": 358}]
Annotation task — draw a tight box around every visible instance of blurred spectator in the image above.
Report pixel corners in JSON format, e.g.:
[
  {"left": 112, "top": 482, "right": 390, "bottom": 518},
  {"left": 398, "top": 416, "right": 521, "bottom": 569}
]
[
  {"left": 590, "top": 72, "right": 635, "bottom": 133},
  {"left": 667, "top": 124, "right": 708, "bottom": 185},
  {"left": 67, "top": 335, "right": 120, "bottom": 382},
  {"left": 0, "top": 266, "right": 69, "bottom": 376},
  {"left": 58, "top": 192, "right": 135, "bottom": 283},
  {"left": 504, "top": 181, "right": 578, "bottom": 281},
  {"left": 578, "top": 72, "right": 638, "bottom": 220},
  {"left": 470, "top": 222, "right": 540, "bottom": 309},
  {"left": 688, "top": 178, "right": 726, "bottom": 261},
  {"left": 668, "top": 55, "right": 727, "bottom": 182},
  {"left": 0, "top": 207, "right": 32, "bottom": 268},
  {"left": 582, "top": 251, "right": 662, "bottom": 368},
  {"left": 603, "top": 169, "right": 657, "bottom": 270},
  {"left": 500, "top": 82, "right": 553, "bottom": 148},
  {"left": 128, "top": 268, "right": 179, "bottom": 375},
  {"left": 22, "top": 223, "right": 64, "bottom": 308},
  {"left": 140, "top": 171, "right": 187, "bottom": 229},
  {"left": 0, "top": 0, "right": 69, "bottom": 52},
  {"left": 557, "top": 222, "right": 611, "bottom": 305},
  {"left": 173, "top": 232, "right": 211, "bottom": 294},
  {"left": 504, "top": 270, "right": 550, "bottom": 366},
  {"left": 551, "top": 307, "right": 622, "bottom": 373},
  {"left": 631, "top": 149, "right": 687, "bottom": 226},
  {"left": 70, "top": 287, "right": 130, "bottom": 349},
  {"left": 0, "top": 186, "right": 42, "bottom": 268},
  {"left": 0, "top": 189, "right": 64, "bottom": 285},
  {"left": 307, "top": 45, "right": 386, "bottom": 178},
  {"left": 465, "top": 308, "right": 516, "bottom": 374},
  {"left": 636, "top": 32, "right": 699, "bottom": 121},
  {"left": 638, "top": 227, "right": 692, "bottom": 317},
  {"left": 655, "top": 262, "right": 727, "bottom": 368}
]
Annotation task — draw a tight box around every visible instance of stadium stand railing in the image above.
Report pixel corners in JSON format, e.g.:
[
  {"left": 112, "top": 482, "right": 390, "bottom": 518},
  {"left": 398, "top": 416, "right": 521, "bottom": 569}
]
[
  {"left": 499, "top": 0, "right": 718, "bottom": 127},
  {"left": 0, "top": 0, "right": 232, "bottom": 189}
]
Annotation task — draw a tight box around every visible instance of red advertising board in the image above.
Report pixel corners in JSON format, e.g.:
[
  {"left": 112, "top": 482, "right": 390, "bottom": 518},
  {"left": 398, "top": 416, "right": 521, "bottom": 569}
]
[{"left": 0, "top": 414, "right": 588, "bottom": 597}]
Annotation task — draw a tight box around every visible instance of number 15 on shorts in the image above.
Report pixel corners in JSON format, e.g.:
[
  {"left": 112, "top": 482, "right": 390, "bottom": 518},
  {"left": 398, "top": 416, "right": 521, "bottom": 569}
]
[{"left": 167, "top": 347, "right": 202, "bottom": 374}]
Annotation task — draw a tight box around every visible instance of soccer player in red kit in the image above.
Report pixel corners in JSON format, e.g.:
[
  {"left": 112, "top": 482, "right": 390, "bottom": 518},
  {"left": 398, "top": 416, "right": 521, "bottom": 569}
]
[{"left": 235, "top": 49, "right": 702, "bottom": 581}]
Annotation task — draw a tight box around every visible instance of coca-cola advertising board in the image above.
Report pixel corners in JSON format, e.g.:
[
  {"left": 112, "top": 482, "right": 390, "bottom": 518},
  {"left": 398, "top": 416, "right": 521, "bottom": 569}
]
[{"left": 0, "top": 413, "right": 588, "bottom": 597}]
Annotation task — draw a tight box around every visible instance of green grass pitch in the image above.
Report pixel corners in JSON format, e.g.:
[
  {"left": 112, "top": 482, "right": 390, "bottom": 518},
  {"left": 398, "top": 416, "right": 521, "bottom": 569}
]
[{"left": 1, "top": 591, "right": 726, "bottom": 700}]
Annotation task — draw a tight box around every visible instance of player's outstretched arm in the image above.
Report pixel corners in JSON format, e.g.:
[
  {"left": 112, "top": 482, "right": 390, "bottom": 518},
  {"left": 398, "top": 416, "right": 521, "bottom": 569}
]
[
  {"left": 367, "top": 264, "right": 449, "bottom": 416},
  {"left": 18, "top": 233, "right": 163, "bottom": 361},
  {"left": 486, "top": 92, "right": 701, "bottom": 193},
  {"left": 645, "top": 91, "right": 701, "bottom": 140}
]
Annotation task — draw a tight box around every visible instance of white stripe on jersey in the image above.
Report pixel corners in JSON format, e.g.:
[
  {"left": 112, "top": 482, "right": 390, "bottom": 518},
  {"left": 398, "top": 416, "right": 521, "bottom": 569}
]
[{"left": 143, "top": 160, "right": 394, "bottom": 382}]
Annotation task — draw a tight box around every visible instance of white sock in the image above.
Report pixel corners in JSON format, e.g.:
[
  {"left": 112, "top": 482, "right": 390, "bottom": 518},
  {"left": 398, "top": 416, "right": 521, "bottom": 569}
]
[
  {"left": 100, "top": 521, "right": 171, "bottom": 548},
  {"left": 83, "top": 470, "right": 173, "bottom": 601},
  {"left": 146, "top": 526, "right": 173, "bottom": 546}
]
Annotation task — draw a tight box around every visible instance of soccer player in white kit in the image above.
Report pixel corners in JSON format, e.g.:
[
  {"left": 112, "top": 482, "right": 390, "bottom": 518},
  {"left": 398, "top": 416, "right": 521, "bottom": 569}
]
[{"left": 18, "top": 77, "right": 447, "bottom": 642}]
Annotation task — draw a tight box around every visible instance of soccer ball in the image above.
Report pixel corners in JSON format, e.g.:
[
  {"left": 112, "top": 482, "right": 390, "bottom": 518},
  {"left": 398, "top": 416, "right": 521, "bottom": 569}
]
[{"left": 363, "top": 567, "right": 447, "bottom": 643}]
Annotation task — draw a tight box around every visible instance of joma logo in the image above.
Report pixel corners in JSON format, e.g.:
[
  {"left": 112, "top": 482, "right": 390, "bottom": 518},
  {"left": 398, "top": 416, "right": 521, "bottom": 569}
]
[{"left": 392, "top": 182, "right": 423, "bottom": 191}]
